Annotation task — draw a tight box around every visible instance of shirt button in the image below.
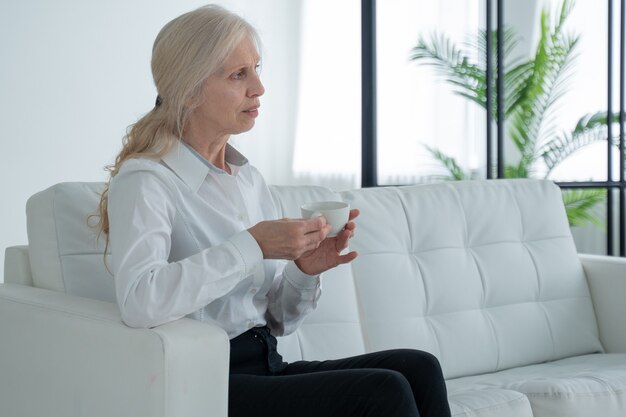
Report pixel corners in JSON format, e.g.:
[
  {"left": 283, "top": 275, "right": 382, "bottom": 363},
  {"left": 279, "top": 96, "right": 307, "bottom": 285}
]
[
  {"left": 238, "top": 213, "right": 246, "bottom": 221},
  {"left": 247, "top": 321, "right": 255, "bottom": 329},
  {"left": 250, "top": 288, "right": 257, "bottom": 295}
]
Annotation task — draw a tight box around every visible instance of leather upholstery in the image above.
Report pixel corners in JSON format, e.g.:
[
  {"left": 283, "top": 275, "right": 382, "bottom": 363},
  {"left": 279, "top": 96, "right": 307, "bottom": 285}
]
[
  {"left": 275, "top": 180, "right": 603, "bottom": 379},
  {"left": 3, "top": 178, "right": 625, "bottom": 417},
  {"left": 342, "top": 180, "right": 603, "bottom": 377},
  {"left": 26, "top": 182, "right": 114, "bottom": 302}
]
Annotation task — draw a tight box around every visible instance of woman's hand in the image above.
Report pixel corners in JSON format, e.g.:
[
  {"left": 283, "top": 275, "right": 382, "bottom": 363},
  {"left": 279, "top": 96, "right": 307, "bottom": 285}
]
[
  {"left": 294, "top": 209, "right": 360, "bottom": 275},
  {"left": 248, "top": 217, "right": 333, "bottom": 260}
]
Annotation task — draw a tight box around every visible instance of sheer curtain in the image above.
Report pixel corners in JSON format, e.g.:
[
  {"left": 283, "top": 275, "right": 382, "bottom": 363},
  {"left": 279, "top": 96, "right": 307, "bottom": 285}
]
[
  {"left": 540, "top": 0, "right": 619, "bottom": 182},
  {"left": 228, "top": 0, "right": 304, "bottom": 185},
  {"left": 232, "top": 0, "right": 362, "bottom": 190},
  {"left": 248, "top": 0, "right": 482, "bottom": 189},
  {"left": 290, "top": 0, "right": 362, "bottom": 191},
  {"left": 376, "top": 0, "right": 483, "bottom": 185}
]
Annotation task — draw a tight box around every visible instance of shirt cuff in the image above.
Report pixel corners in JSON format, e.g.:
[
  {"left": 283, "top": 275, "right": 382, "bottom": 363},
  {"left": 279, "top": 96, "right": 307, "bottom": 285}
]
[
  {"left": 228, "top": 230, "right": 264, "bottom": 276},
  {"left": 284, "top": 261, "right": 320, "bottom": 290}
]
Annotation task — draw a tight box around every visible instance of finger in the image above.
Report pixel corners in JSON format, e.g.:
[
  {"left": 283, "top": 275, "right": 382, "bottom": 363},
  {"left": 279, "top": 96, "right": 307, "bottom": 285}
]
[
  {"left": 348, "top": 209, "right": 360, "bottom": 221},
  {"left": 344, "top": 221, "right": 356, "bottom": 232},
  {"left": 305, "top": 224, "right": 331, "bottom": 247},
  {"left": 335, "top": 251, "right": 358, "bottom": 265},
  {"left": 303, "top": 216, "right": 327, "bottom": 232},
  {"left": 334, "top": 228, "right": 352, "bottom": 252}
]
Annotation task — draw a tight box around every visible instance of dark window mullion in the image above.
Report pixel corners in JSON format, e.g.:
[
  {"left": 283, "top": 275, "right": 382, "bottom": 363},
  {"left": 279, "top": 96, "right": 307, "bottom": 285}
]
[
  {"left": 361, "top": 0, "right": 377, "bottom": 188},
  {"left": 496, "top": 0, "right": 505, "bottom": 178},
  {"left": 609, "top": 0, "right": 626, "bottom": 256},
  {"left": 608, "top": 0, "right": 616, "bottom": 255},
  {"left": 361, "top": 0, "right": 624, "bottom": 257},
  {"left": 486, "top": 0, "right": 494, "bottom": 179}
]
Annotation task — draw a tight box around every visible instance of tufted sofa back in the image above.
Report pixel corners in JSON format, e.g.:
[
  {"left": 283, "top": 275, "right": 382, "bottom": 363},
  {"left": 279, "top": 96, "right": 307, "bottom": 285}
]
[
  {"left": 274, "top": 179, "right": 603, "bottom": 379},
  {"left": 21, "top": 179, "right": 603, "bottom": 380}
]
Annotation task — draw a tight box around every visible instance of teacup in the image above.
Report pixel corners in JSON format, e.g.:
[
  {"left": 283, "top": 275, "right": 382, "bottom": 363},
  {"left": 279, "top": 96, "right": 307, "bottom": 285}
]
[{"left": 301, "top": 201, "right": 350, "bottom": 238}]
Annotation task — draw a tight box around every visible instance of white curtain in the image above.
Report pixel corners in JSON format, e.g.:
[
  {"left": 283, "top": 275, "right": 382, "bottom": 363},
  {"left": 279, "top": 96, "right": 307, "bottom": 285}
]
[
  {"left": 290, "top": 0, "right": 362, "bottom": 191},
  {"left": 376, "top": 0, "right": 483, "bottom": 185},
  {"left": 227, "top": 0, "right": 304, "bottom": 185},
  {"left": 540, "top": 0, "right": 619, "bottom": 182},
  {"left": 245, "top": 0, "right": 483, "bottom": 188},
  {"left": 238, "top": 0, "right": 614, "bottom": 188}
]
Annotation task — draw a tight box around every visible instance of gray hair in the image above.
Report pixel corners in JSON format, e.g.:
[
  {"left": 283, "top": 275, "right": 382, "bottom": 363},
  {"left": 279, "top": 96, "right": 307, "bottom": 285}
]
[
  {"left": 152, "top": 4, "right": 261, "bottom": 140},
  {"left": 96, "top": 4, "right": 260, "bottom": 245}
]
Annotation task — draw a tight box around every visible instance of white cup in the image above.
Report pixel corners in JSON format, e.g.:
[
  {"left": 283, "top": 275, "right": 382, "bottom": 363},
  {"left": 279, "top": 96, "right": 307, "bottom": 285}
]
[{"left": 301, "top": 201, "right": 350, "bottom": 238}]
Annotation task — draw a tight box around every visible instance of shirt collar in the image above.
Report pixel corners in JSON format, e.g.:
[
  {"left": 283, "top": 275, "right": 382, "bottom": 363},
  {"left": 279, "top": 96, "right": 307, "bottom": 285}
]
[{"left": 161, "top": 140, "right": 249, "bottom": 192}]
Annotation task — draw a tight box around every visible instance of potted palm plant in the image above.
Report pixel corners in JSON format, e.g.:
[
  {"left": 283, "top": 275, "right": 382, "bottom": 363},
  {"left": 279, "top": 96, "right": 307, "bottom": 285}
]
[{"left": 410, "top": 0, "right": 613, "bottom": 227}]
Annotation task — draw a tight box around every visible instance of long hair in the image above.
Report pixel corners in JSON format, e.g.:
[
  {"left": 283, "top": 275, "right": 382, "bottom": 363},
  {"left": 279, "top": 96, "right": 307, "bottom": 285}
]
[{"left": 95, "top": 5, "right": 260, "bottom": 252}]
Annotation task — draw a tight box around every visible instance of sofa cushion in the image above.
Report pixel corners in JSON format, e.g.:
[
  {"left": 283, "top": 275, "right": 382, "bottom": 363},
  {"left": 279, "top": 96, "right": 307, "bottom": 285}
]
[
  {"left": 448, "top": 389, "right": 533, "bottom": 417},
  {"left": 339, "top": 179, "right": 603, "bottom": 378},
  {"left": 269, "top": 185, "right": 366, "bottom": 362},
  {"left": 26, "top": 182, "right": 114, "bottom": 303},
  {"left": 447, "top": 353, "right": 626, "bottom": 417}
]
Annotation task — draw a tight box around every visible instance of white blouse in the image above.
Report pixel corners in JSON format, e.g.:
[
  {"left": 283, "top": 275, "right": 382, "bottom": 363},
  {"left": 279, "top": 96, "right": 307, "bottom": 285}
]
[{"left": 108, "top": 140, "right": 321, "bottom": 337}]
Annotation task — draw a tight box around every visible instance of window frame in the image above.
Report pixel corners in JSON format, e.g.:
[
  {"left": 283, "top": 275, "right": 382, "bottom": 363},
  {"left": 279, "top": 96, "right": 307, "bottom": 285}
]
[{"left": 360, "top": 0, "right": 626, "bottom": 256}]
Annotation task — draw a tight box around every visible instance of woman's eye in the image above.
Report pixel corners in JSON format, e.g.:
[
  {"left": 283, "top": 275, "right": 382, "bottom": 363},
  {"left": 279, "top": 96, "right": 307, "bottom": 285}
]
[{"left": 232, "top": 71, "right": 244, "bottom": 80}]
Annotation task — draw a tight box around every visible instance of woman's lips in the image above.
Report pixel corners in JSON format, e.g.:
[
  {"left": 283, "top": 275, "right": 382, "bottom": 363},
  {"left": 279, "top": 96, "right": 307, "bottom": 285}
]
[{"left": 244, "top": 108, "right": 259, "bottom": 118}]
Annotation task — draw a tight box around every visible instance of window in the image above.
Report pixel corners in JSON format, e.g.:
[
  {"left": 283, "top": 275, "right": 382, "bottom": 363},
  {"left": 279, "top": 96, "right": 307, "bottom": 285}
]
[
  {"left": 291, "top": 0, "right": 362, "bottom": 191},
  {"left": 364, "top": 0, "right": 626, "bottom": 256},
  {"left": 376, "top": 0, "right": 483, "bottom": 185}
]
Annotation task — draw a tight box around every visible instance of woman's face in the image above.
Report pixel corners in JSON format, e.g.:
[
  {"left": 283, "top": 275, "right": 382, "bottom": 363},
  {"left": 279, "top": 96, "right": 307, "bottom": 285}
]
[{"left": 190, "top": 35, "right": 265, "bottom": 139}]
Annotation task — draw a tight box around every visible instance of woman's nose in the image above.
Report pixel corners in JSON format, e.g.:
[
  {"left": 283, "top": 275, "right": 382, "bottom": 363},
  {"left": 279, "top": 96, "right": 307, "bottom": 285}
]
[{"left": 248, "top": 73, "right": 265, "bottom": 97}]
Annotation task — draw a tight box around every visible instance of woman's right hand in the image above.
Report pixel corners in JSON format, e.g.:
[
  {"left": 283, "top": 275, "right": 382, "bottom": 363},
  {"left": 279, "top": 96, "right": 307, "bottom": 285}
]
[{"left": 248, "top": 218, "right": 332, "bottom": 260}]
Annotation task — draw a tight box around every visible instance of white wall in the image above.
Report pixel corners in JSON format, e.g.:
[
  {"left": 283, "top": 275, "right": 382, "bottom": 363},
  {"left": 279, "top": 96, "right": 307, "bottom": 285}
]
[{"left": 0, "top": 0, "right": 302, "bottom": 281}]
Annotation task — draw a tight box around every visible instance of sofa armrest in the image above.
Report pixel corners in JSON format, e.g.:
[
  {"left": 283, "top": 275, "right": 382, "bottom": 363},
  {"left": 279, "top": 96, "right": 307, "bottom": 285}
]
[
  {"left": 4, "top": 245, "right": 33, "bottom": 286},
  {"left": 0, "top": 283, "right": 229, "bottom": 417},
  {"left": 580, "top": 253, "right": 626, "bottom": 353}
]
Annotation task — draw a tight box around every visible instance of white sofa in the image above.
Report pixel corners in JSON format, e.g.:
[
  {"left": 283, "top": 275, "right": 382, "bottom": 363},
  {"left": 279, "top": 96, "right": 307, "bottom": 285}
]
[{"left": 2, "top": 179, "right": 626, "bottom": 417}]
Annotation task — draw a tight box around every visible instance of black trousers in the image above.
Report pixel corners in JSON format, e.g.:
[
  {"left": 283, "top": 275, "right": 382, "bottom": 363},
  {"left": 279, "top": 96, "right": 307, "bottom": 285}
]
[{"left": 229, "top": 326, "right": 452, "bottom": 417}]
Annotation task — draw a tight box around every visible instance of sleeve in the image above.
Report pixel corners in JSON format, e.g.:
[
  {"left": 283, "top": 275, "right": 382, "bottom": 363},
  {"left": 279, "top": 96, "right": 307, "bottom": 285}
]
[
  {"left": 249, "top": 168, "right": 322, "bottom": 336},
  {"left": 265, "top": 261, "right": 322, "bottom": 336},
  {"left": 108, "top": 163, "right": 263, "bottom": 329}
]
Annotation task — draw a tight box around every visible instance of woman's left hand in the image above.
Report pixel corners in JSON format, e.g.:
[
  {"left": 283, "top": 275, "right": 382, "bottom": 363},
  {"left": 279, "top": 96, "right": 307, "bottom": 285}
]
[{"left": 294, "top": 209, "right": 360, "bottom": 275}]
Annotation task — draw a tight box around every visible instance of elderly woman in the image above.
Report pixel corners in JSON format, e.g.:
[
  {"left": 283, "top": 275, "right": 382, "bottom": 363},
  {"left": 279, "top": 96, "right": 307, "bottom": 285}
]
[{"left": 97, "top": 5, "right": 451, "bottom": 417}]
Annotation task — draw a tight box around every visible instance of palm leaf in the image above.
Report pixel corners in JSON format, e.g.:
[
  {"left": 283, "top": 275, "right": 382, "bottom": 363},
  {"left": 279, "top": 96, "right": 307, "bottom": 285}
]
[
  {"left": 411, "top": 28, "right": 532, "bottom": 120},
  {"left": 412, "top": 0, "right": 606, "bottom": 230},
  {"left": 474, "top": 27, "right": 520, "bottom": 67},
  {"left": 477, "top": 28, "right": 536, "bottom": 119},
  {"left": 504, "top": 163, "right": 528, "bottom": 179},
  {"left": 541, "top": 111, "right": 621, "bottom": 173},
  {"left": 410, "top": 33, "right": 486, "bottom": 108},
  {"left": 573, "top": 111, "right": 617, "bottom": 133},
  {"left": 424, "top": 145, "right": 471, "bottom": 180},
  {"left": 504, "top": 61, "right": 536, "bottom": 116},
  {"left": 556, "top": 0, "right": 577, "bottom": 32},
  {"left": 507, "top": 5, "right": 579, "bottom": 174},
  {"left": 562, "top": 188, "right": 605, "bottom": 227}
]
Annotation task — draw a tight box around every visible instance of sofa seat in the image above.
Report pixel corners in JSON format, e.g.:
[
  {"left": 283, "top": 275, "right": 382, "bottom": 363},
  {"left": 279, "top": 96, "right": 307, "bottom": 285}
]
[
  {"left": 447, "top": 353, "right": 626, "bottom": 417},
  {"left": 448, "top": 388, "right": 533, "bottom": 417},
  {"left": 4, "top": 179, "right": 626, "bottom": 417}
]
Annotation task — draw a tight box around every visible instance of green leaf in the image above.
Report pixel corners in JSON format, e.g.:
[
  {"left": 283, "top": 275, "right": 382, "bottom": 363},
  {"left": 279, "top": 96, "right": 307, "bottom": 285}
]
[
  {"left": 562, "top": 188, "right": 605, "bottom": 228},
  {"left": 410, "top": 33, "right": 486, "bottom": 106},
  {"left": 504, "top": 163, "right": 528, "bottom": 179},
  {"left": 424, "top": 145, "right": 471, "bottom": 180},
  {"left": 411, "top": 0, "right": 605, "bottom": 230},
  {"left": 506, "top": 4, "right": 579, "bottom": 173},
  {"left": 541, "top": 111, "right": 621, "bottom": 173}
]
